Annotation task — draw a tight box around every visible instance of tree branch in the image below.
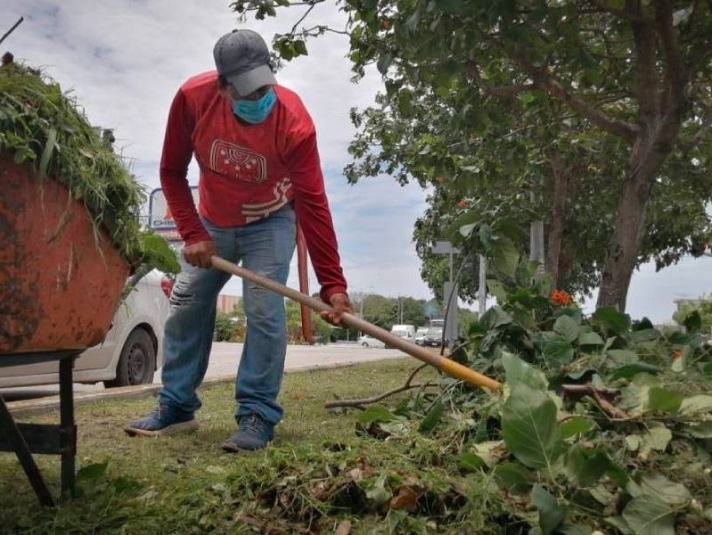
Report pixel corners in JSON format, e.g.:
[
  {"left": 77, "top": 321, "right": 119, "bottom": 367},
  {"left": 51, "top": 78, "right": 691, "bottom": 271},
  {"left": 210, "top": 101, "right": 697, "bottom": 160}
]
[
  {"left": 655, "top": 0, "right": 688, "bottom": 139},
  {"left": 629, "top": 0, "right": 659, "bottom": 120},
  {"left": 324, "top": 363, "right": 433, "bottom": 409},
  {"left": 484, "top": 84, "right": 537, "bottom": 97},
  {"left": 504, "top": 46, "right": 639, "bottom": 143}
]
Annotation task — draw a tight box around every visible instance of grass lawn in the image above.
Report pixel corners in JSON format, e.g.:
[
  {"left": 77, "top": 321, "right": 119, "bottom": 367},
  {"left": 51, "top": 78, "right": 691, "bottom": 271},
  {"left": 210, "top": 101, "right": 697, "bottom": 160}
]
[{"left": 0, "top": 359, "right": 496, "bottom": 534}]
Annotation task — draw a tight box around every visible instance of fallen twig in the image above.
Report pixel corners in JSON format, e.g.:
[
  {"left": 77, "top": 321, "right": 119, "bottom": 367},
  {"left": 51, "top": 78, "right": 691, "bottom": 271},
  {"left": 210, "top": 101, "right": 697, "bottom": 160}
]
[
  {"left": 324, "top": 364, "right": 435, "bottom": 409},
  {"left": 562, "top": 384, "right": 630, "bottom": 420}
]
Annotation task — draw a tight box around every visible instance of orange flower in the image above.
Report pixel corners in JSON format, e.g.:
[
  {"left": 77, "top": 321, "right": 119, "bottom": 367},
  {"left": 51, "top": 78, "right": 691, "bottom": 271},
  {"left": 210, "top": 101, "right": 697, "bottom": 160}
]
[
  {"left": 457, "top": 199, "right": 467, "bottom": 209},
  {"left": 550, "top": 289, "right": 572, "bottom": 306},
  {"left": 672, "top": 349, "right": 684, "bottom": 361}
]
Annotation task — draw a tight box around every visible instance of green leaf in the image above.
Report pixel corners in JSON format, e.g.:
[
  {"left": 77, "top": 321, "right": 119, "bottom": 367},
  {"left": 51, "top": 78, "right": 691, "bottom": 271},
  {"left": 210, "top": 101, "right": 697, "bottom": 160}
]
[
  {"left": 434, "top": 0, "right": 467, "bottom": 15},
  {"left": 593, "top": 307, "right": 631, "bottom": 334},
  {"left": 486, "top": 279, "right": 508, "bottom": 303},
  {"left": 607, "top": 349, "right": 639, "bottom": 366},
  {"left": 357, "top": 405, "right": 398, "bottom": 425},
  {"left": 578, "top": 331, "right": 604, "bottom": 346},
  {"left": 502, "top": 351, "right": 548, "bottom": 390},
  {"left": 640, "top": 475, "right": 691, "bottom": 506},
  {"left": 621, "top": 496, "right": 676, "bottom": 535},
  {"left": 543, "top": 337, "right": 575, "bottom": 366},
  {"left": 560, "top": 416, "right": 594, "bottom": 439},
  {"left": 455, "top": 452, "right": 486, "bottom": 472},
  {"left": 364, "top": 474, "right": 392, "bottom": 505},
  {"left": 685, "top": 420, "right": 712, "bottom": 438},
  {"left": 480, "top": 306, "right": 513, "bottom": 330},
  {"left": 609, "top": 363, "right": 661, "bottom": 380},
  {"left": 138, "top": 232, "right": 181, "bottom": 274},
  {"left": 531, "top": 484, "right": 567, "bottom": 535},
  {"left": 679, "top": 395, "right": 712, "bottom": 416},
  {"left": 683, "top": 310, "right": 702, "bottom": 334},
  {"left": 292, "top": 39, "right": 308, "bottom": 56},
  {"left": 565, "top": 445, "right": 610, "bottom": 487},
  {"left": 502, "top": 384, "right": 563, "bottom": 470},
  {"left": 418, "top": 401, "right": 444, "bottom": 433},
  {"left": 491, "top": 238, "right": 520, "bottom": 279},
  {"left": 75, "top": 461, "right": 109, "bottom": 484},
  {"left": 38, "top": 127, "right": 57, "bottom": 178},
  {"left": 647, "top": 387, "right": 683, "bottom": 414},
  {"left": 376, "top": 52, "right": 393, "bottom": 75},
  {"left": 494, "top": 462, "right": 534, "bottom": 491},
  {"left": 639, "top": 426, "right": 672, "bottom": 460},
  {"left": 554, "top": 315, "right": 580, "bottom": 344}
]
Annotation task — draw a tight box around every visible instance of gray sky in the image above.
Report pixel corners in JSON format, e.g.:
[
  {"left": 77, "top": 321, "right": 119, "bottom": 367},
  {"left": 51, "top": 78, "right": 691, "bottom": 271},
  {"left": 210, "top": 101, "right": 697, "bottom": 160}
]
[{"left": 4, "top": 1, "right": 709, "bottom": 323}]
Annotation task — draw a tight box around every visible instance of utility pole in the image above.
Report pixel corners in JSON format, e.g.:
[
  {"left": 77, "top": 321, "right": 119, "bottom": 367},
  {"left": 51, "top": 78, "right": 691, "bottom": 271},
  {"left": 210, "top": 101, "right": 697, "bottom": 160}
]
[
  {"left": 432, "top": 241, "right": 461, "bottom": 346},
  {"left": 478, "top": 255, "right": 487, "bottom": 316}
]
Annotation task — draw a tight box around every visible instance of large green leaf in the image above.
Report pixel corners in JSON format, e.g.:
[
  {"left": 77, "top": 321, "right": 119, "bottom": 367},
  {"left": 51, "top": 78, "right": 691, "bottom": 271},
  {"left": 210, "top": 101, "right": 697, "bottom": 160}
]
[
  {"left": 679, "top": 395, "right": 712, "bottom": 416},
  {"left": 554, "top": 315, "right": 580, "bottom": 344},
  {"left": 502, "top": 384, "right": 563, "bottom": 470},
  {"left": 647, "top": 387, "right": 683, "bottom": 414},
  {"left": 639, "top": 475, "right": 691, "bottom": 506},
  {"left": 502, "top": 351, "right": 548, "bottom": 390},
  {"left": 621, "top": 495, "right": 676, "bottom": 535},
  {"left": 565, "top": 445, "right": 610, "bottom": 487},
  {"left": 543, "top": 337, "right": 575, "bottom": 367},
  {"left": 578, "top": 331, "right": 604, "bottom": 346},
  {"left": 531, "top": 484, "right": 567, "bottom": 535},
  {"left": 138, "top": 232, "right": 181, "bottom": 274},
  {"left": 592, "top": 307, "right": 631, "bottom": 334},
  {"left": 418, "top": 401, "right": 444, "bottom": 433},
  {"left": 491, "top": 238, "right": 520, "bottom": 279},
  {"left": 560, "top": 416, "right": 594, "bottom": 439}
]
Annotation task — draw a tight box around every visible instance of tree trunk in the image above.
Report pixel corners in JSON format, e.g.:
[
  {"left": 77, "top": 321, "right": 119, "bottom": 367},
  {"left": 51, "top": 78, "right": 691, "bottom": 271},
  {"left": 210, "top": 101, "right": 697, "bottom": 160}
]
[
  {"left": 546, "top": 152, "right": 569, "bottom": 287},
  {"left": 596, "top": 138, "right": 669, "bottom": 310}
]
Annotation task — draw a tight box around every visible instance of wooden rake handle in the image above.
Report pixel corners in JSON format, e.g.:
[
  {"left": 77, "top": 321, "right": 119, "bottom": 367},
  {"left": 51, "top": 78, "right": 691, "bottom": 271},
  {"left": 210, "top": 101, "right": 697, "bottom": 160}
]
[{"left": 211, "top": 256, "right": 501, "bottom": 391}]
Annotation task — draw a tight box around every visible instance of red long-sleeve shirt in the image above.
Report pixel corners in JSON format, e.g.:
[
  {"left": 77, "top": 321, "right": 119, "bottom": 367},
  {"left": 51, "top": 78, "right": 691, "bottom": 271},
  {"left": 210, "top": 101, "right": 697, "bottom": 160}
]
[{"left": 159, "top": 71, "right": 347, "bottom": 301}]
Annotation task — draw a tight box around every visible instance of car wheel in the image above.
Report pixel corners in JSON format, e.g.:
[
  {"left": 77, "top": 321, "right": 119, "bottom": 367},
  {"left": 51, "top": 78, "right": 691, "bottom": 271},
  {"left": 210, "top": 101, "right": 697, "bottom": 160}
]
[
  {"left": 361, "top": 342, "right": 369, "bottom": 348},
  {"left": 104, "top": 328, "right": 156, "bottom": 388}
]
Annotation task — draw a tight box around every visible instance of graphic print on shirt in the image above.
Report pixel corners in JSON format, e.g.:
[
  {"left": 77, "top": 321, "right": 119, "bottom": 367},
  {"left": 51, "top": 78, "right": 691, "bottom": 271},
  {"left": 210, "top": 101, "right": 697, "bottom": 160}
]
[
  {"left": 209, "top": 140, "right": 267, "bottom": 183},
  {"left": 242, "top": 178, "right": 293, "bottom": 223}
]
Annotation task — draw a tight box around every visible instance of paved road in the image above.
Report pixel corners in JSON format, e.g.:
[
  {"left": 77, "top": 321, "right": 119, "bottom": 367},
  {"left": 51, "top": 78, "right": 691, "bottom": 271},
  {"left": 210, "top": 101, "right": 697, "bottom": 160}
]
[{"left": 0, "top": 342, "right": 409, "bottom": 401}]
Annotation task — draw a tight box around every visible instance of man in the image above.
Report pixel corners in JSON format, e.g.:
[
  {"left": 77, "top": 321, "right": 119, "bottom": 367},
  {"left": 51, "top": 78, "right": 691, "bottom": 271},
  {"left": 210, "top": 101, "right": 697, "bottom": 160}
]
[{"left": 125, "top": 29, "right": 352, "bottom": 452}]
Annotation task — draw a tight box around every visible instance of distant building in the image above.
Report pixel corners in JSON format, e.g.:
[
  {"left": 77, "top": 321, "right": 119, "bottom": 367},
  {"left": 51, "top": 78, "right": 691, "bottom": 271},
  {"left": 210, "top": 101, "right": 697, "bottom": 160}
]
[{"left": 217, "top": 294, "right": 240, "bottom": 314}]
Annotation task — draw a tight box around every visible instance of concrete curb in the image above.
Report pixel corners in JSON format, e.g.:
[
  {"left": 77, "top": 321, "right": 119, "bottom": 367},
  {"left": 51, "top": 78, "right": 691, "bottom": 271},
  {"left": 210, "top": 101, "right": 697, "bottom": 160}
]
[{"left": 6, "top": 356, "right": 410, "bottom": 417}]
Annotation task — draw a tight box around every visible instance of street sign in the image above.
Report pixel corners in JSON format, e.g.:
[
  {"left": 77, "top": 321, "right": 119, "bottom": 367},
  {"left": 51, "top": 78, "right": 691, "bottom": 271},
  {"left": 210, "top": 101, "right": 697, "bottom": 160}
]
[
  {"left": 432, "top": 240, "right": 461, "bottom": 255},
  {"left": 148, "top": 187, "right": 199, "bottom": 230}
]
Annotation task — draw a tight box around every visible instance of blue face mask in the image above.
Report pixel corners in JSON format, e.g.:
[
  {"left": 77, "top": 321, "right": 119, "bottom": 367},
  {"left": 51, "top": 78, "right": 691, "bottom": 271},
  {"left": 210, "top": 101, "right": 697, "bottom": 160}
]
[{"left": 232, "top": 88, "right": 277, "bottom": 124}]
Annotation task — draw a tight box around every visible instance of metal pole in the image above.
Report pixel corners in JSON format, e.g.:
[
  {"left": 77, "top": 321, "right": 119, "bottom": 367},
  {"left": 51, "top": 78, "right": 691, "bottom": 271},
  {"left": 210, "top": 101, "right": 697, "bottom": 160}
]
[{"left": 478, "top": 255, "right": 487, "bottom": 315}]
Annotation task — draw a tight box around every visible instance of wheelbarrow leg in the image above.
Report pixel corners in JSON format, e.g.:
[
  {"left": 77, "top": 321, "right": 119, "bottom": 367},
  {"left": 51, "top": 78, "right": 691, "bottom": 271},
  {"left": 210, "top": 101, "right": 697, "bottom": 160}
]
[
  {"left": 0, "top": 395, "right": 54, "bottom": 506},
  {"left": 59, "top": 355, "right": 76, "bottom": 496}
]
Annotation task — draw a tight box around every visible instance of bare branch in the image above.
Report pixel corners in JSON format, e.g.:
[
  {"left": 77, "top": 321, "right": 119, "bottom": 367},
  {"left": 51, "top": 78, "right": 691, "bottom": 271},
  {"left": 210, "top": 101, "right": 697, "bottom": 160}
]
[
  {"left": 504, "top": 47, "right": 639, "bottom": 143},
  {"left": 324, "top": 363, "right": 432, "bottom": 409},
  {"left": 484, "top": 84, "right": 537, "bottom": 97},
  {"left": 629, "top": 0, "right": 659, "bottom": 119},
  {"left": 655, "top": 0, "right": 688, "bottom": 136},
  {"left": 584, "top": 0, "right": 658, "bottom": 25},
  {"left": 290, "top": 3, "right": 317, "bottom": 36},
  {"left": 323, "top": 382, "right": 436, "bottom": 409}
]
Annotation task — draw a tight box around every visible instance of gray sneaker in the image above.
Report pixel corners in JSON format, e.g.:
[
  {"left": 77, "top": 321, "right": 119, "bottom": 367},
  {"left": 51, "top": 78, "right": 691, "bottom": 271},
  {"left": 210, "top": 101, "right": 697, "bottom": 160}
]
[
  {"left": 222, "top": 413, "right": 274, "bottom": 452},
  {"left": 124, "top": 404, "right": 198, "bottom": 437}
]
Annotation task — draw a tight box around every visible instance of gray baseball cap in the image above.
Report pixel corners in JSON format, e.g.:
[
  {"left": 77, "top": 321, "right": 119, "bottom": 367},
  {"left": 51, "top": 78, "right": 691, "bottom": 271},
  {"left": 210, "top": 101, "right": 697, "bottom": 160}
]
[{"left": 213, "top": 29, "right": 277, "bottom": 96}]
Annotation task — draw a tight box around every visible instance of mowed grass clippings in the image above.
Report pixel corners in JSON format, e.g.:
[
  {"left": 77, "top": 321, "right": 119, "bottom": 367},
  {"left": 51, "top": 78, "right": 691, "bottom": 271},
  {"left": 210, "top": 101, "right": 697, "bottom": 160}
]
[{"left": 0, "top": 359, "right": 495, "bottom": 534}]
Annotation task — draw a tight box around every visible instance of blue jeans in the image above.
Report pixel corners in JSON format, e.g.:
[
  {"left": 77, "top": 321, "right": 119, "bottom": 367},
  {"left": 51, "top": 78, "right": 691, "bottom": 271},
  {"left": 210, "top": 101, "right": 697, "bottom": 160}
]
[{"left": 158, "top": 205, "right": 296, "bottom": 425}]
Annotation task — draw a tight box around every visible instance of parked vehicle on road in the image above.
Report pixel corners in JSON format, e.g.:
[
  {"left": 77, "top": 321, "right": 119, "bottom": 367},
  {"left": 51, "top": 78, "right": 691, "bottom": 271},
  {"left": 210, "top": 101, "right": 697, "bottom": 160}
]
[
  {"left": 0, "top": 270, "right": 172, "bottom": 389},
  {"left": 423, "top": 326, "right": 444, "bottom": 347},
  {"left": 390, "top": 324, "right": 416, "bottom": 341},
  {"left": 358, "top": 335, "right": 386, "bottom": 349},
  {"left": 414, "top": 327, "right": 429, "bottom": 346}
]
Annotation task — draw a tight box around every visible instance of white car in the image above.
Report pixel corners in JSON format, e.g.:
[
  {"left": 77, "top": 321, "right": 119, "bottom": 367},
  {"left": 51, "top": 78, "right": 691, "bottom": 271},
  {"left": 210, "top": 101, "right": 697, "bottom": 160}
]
[
  {"left": 358, "top": 334, "right": 386, "bottom": 349},
  {"left": 0, "top": 270, "right": 172, "bottom": 388},
  {"left": 414, "top": 327, "right": 429, "bottom": 346}
]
